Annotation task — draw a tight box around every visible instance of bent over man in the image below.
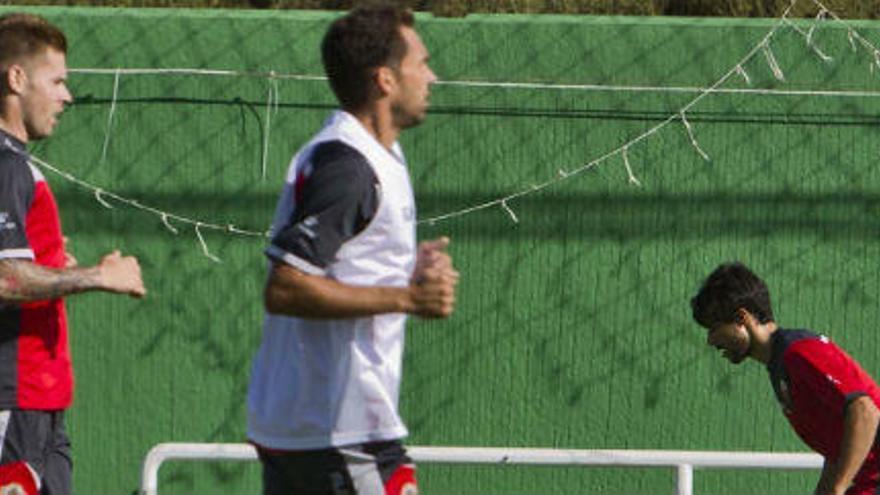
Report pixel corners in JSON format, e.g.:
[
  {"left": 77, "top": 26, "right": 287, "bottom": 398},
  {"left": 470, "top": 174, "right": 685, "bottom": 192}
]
[{"left": 692, "top": 262, "right": 880, "bottom": 495}]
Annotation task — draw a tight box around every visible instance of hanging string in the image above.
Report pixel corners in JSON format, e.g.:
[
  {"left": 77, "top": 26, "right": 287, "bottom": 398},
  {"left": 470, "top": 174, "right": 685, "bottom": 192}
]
[
  {"left": 261, "top": 71, "right": 279, "bottom": 180},
  {"left": 67, "top": 67, "right": 880, "bottom": 99},
  {"left": 500, "top": 200, "right": 519, "bottom": 223},
  {"left": 99, "top": 69, "right": 121, "bottom": 166},
  {"left": 30, "top": 0, "right": 875, "bottom": 232},
  {"left": 762, "top": 43, "right": 786, "bottom": 81},
  {"left": 194, "top": 223, "right": 222, "bottom": 263},
  {"left": 848, "top": 30, "right": 858, "bottom": 52},
  {"left": 735, "top": 65, "right": 752, "bottom": 86},
  {"left": 810, "top": 0, "right": 880, "bottom": 75},
  {"left": 419, "top": 0, "right": 801, "bottom": 225},
  {"left": 784, "top": 18, "right": 833, "bottom": 63},
  {"left": 94, "top": 189, "right": 114, "bottom": 209},
  {"left": 621, "top": 147, "right": 642, "bottom": 187},
  {"left": 681, "top": 112, "right": 711, "bottom": 162},
  {"left": 0, "top": 141, "right": 268, "bottom": 262},
  {"left": 805, "top": 7, "right": 828, "bottom": 46},
  {"left": 160, "top": 213, "right": 179, "bottom": 235}
]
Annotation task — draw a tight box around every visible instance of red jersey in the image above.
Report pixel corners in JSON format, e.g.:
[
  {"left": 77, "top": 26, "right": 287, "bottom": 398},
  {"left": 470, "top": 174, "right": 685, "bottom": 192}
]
[
  {"left": 0, "top": 130, "right": 72, "bottom": 410},
  {"left": 768, "top": 329, "right": 880, "bottom": 491}
]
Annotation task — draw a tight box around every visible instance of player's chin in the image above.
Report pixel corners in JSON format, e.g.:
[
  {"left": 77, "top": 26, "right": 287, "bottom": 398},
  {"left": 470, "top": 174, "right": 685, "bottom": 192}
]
[
  {"left": 401, "top": 112, "right": 427, "bottom": 130},
  {"left": 30, "top": 127, "right": 53, "bottom": 141},
  {"left": 726, "top": 353, "right": 747, "bottom": 364}
]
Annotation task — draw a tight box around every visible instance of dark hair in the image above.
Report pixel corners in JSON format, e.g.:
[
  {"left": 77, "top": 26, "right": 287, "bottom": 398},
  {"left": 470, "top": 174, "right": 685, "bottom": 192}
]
[
  {"left": 690, "top": 262, "right": 775, "bottom": 329},
  {"left": 0, "top": 13, "right": 68, "bottom": 71},
  {"left": 321, "top": 4, "right": 414, "bottom": 110}
]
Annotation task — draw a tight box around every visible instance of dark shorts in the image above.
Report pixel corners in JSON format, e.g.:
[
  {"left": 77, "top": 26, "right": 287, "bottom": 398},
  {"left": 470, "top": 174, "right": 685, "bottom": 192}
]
[
  {"left": 255, "top": 440, "right": 418, "bottom": 495},
  {"left": 0, "top": 410, "right": 71, "bottom": 495}
]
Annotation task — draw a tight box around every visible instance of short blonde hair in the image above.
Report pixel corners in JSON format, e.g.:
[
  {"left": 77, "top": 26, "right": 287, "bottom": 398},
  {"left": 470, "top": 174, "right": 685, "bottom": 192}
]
[{"left": 0, "top": 13, "right": 68, "bottom": 72}]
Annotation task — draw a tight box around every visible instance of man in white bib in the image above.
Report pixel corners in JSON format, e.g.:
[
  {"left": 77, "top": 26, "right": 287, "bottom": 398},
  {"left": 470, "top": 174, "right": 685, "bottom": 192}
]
[{"left": 247, "top": 5, "right": 458, "bottom": 495}]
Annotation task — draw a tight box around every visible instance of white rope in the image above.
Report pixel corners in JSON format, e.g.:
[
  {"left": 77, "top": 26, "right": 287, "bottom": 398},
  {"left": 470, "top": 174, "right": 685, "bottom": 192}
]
[
  {"left": 762, "top": 43, "right": 786, "bottom": 81},
  {"left": 621, "top": 146, "right": 642, "bottom": 187},
  {"left": 0, "top": 141, "right": 267, "bottom": 262},
  {"left": 68, "top": 68, "right": 880, "bottom": 99},
  {"left": 160, "top": 213, "right": 179, "bottom": 235},
  {"left": 419, "top": 0, "right": 799, "bottom": 225},
  {"left": 31, "top": 0, "right": 876, "bottom": 231},
  {"left": 735, "top": 65, "right": 752, "bottom": 86},
  {"left": 261, "top": 71, "right": 279, "bottom": 180},
  {"left": 500, "top": 200, "right": 519, "bottom": 223},
  {"left": 69, "top": 67, "right": 327, "bottom": 81},
  {"left": 194, "top": 223, "right": 222, "bottom": 263},
  {"left": 805, "top": 7, "right": 828, "bottom": 45},
  {"left": 26, "top": 154, "right": 265, "bottom": 237},
  {"left": 94, "top": 189, "right": 113, "bottom": 209},
  {"left": 681, "top": 112, "right": 711, "bottom": 162},
  {"left": 784, "top": 18, "right": 833, "bottom": 63},
  {"left": 99, "top": 69, "right": 121, "bottom": 165},
  {"left": 812, "top": 43, "right": 834, "bottom": 63},
  {"left": 811, "top": 0, "right": 880, "bottom": 74}
]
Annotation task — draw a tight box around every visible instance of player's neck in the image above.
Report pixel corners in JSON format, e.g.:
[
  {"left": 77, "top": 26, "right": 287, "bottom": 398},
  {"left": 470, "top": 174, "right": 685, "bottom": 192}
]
[
  {"left": 349, "top": 105, "right": 400, "bottom": 151},
  {"left": 0, "top": 103, "right": 28, "bottom": 143},
  {"left": 749, "top": 321, "right": 778, "bottom": 364}
]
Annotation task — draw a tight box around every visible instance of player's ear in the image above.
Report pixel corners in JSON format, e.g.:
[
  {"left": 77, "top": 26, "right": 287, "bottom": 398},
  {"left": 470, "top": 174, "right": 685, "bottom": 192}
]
[
  {"left": 374, "top": 66, "right": 396, "bottom": 96},
  {"left": 3, "top": 64, "right": 27, "bottom": 95},
  {"left": 736, "top": 308, "right": 759, "bottom": 332}
]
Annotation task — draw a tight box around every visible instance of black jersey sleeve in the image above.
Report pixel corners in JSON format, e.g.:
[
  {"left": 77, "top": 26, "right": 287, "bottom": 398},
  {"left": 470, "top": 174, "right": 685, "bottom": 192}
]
[
  {"left": 0, "top": 149, "right": 34, "bottom": 261},
  {"left": 266, "top": 140, "right": 379, "bottom": 274}
]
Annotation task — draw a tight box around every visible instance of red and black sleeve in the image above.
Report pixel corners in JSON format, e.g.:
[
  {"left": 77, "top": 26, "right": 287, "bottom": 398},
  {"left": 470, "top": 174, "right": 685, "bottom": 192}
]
[
  {"left": 266, "top": 140, "right": 379, "bottom": 275},
  {"left": 785, "top": 338, "right": 878, "bottom": 414},
  {"left": 0, "top": 149, "right": 34, "bottom": 261}
]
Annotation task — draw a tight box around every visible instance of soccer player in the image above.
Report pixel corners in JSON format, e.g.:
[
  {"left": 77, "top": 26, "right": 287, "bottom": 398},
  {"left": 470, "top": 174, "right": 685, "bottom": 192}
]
[
  {"left": 691, "top": 262, "right": 880, "bottom": 495},
  {"left": 0, "top": 13, "right": 146, "bottom": 495},
  {"left": 246, "top": 4, "right": 457, "bottom": 495}
]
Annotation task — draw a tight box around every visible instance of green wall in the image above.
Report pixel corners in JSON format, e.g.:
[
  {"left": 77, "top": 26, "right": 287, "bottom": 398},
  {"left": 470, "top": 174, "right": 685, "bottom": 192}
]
[{"left": 2, "top": 5, "right": 880, "bottom": 494}]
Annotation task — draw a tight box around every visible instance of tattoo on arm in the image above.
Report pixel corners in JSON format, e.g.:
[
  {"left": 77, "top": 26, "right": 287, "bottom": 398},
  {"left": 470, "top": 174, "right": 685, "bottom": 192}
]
[{"left": 0, "top": 259, "right": 102, "bottom": 304}]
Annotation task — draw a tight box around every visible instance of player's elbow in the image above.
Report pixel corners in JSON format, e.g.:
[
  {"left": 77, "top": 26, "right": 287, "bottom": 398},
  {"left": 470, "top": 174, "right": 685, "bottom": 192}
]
[
  {"left": 263, "top": 264, "right": 310, "bottom": 317},
  {"left": 849, "top": 395, "right": 880, "bottom": 426},
  {"left": 0, "top": 272, "right": 23, "bottom": 306},
  {"left": 264, "top": 280, "right": 296, "bottom": 315},
  {"left": 864, "top": 399, "right": 880, "bottom": 425}
]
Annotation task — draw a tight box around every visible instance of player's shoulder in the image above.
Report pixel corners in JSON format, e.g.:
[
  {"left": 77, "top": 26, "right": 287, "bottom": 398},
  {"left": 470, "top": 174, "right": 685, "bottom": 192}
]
[
  {"left": 784, "top": 330, "right": 847, "bottom": 365},
  {"left": 311, "top": 140, "right": 368, "bottom": 166},
  {"left": 0, "top": 145, "right": 34, "bottom": 186},
  {"left": 309, "top": 140, "right": 377, "bottom": 186},
  {"left": 777, "top": 328, "right": 819, "bottom": 347}
]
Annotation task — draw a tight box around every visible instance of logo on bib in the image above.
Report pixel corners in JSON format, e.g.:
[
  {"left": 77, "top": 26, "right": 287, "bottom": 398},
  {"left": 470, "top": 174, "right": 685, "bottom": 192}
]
[{"left": 0, "top": 213, "right": 16, "bottom": 232}]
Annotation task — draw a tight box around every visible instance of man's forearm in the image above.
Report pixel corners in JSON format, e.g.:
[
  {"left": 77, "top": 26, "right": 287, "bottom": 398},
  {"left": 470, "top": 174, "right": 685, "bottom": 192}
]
[
  {"left": 823, "top": 396, "right": 880, "bottom": 494},
  {"left": 0, "top": 259, "right": 104, "bottom": 304},
  {"left": 265, "top": 263, "right": 409, "bottom": 318}
]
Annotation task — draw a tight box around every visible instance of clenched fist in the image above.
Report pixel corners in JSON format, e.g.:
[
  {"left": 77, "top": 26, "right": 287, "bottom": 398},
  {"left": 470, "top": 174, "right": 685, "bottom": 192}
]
[{"left": 97, "top": 250, "right": 146, "bottom": 298}]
